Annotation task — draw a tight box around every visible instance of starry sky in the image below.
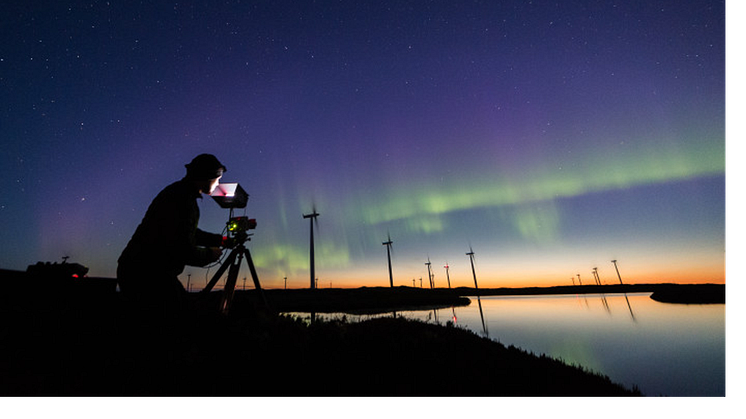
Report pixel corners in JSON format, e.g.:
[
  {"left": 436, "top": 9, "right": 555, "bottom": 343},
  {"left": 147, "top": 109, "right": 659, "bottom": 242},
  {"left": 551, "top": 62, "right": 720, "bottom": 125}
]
[{"left": 0, "top": 0, "right": 726, "bottom": 289}]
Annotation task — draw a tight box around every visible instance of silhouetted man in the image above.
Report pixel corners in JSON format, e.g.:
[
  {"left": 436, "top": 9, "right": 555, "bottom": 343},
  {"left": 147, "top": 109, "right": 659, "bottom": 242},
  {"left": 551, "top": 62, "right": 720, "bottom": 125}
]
[{"left": 117, "top": 154, "right": 227, "bottom": 318}]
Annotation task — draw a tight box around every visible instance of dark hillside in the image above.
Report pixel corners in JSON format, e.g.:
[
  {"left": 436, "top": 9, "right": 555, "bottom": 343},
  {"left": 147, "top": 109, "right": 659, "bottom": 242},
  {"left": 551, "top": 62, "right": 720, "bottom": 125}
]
[{"left": 0, "top": 281, "right": 638, "bottom": 396}]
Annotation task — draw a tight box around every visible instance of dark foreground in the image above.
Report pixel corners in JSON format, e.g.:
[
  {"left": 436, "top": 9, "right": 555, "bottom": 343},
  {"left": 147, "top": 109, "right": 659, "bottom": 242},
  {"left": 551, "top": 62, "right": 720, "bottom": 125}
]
[{"left": 0, "top": 283, "right": 639, "bottom": 396}]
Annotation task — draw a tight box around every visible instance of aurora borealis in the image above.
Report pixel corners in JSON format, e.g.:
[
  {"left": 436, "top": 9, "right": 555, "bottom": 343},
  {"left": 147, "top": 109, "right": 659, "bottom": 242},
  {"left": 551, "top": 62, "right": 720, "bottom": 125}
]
[{"left": 0, "top": 1, "right": 726, "bottom": 289}]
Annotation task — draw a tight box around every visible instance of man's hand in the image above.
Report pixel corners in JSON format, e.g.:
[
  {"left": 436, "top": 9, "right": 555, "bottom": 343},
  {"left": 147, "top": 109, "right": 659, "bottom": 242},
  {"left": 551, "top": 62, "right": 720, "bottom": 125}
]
[{"left": 222, "top": 236, "right": 233, "bottom": 249}]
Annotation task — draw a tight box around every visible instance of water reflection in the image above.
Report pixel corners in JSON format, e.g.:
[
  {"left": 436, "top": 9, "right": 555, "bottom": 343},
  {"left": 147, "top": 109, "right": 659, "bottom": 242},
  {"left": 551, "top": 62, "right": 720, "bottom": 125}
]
[
  {"left": 476, "top": 296, "right": 488, "bottom": 338},
  {"left": 578, "top": 290, "right": 635, "bottom": 320},
  {"left": 291, "top": 293, "right": 724, "bottom": 396},
  {"left": 449, "top": 293, "right": 722, "bottom": 396},
  {"left": 623, "top": 293, "right": 636, "bottom": 321}
]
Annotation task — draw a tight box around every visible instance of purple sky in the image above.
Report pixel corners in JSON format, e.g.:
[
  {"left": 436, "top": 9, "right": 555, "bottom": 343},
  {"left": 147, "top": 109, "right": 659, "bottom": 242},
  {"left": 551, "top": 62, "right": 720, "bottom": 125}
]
[{"left": 0, "top": 1, "right": 726, "bottom": 289}]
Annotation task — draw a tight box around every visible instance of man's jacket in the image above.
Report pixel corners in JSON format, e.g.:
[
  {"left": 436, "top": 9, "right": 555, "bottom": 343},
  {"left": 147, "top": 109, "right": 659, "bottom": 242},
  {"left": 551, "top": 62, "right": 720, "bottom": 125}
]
[{"left": 118, "top": 179, "right": 223, "bottom": 278}]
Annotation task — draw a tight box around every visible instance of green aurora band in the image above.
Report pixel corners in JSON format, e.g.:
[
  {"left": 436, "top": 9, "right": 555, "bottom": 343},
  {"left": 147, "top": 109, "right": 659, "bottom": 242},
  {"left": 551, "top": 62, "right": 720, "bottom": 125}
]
[
  {"left": 252, "top": 136, "right": 723, "bottom": 278},
  {"left": 355, "top": 138, "right": 723, "bottom": 228}
]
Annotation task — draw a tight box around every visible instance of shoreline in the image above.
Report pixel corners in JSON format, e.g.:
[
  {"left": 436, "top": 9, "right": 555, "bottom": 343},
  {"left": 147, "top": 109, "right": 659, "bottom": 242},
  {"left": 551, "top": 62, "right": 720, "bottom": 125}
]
[
  {"left": 458, "top": 283, "right": 725, "bottom": 304},
  {"left": 2, "top": 269, "right": 721, "bottom": 395},
  {"left": 229, "top": 283, "right": 725, "bottom": 313},
  {"left": 0, "top": 288, "right": 641, "bottom": 396},
  {"left": 0, "top": 269, "right": 725, "bottom": 311}
]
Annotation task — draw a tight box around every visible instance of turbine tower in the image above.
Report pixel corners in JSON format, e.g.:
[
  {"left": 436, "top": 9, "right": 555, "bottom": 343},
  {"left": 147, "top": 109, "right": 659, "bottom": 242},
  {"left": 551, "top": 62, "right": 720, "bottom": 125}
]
[
  {"left": 467, "top": 247, "right": 479, "bottom": 290},
  {"left": 443, "top": 263, "right": 451, "bottom": 288},
  {"left": 425, "top": 259, "right": 434, "bottom": 289},
  {"left": 382, "top": 234, "right": 394, "bottom": 288},
  {"left": 611, "top": 260, "right": 624, "bottom": 285},
  {"left": 593, "top": 267, "right": 602, "bottom": 285},
  {"left": 303, "top": 207, "right": 319, "bottom": 289}
]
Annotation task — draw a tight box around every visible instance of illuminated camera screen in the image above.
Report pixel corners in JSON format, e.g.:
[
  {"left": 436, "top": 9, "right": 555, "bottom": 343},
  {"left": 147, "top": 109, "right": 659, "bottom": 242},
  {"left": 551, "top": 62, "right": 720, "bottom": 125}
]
[{"left": 211, "top": 183, "right": 249, "bottom": 208}]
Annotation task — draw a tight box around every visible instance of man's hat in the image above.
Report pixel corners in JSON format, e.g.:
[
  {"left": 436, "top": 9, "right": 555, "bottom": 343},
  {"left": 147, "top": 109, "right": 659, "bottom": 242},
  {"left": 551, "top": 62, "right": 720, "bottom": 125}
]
[{"left": 185, "top": 154, "right": 226, "bottom": 180}]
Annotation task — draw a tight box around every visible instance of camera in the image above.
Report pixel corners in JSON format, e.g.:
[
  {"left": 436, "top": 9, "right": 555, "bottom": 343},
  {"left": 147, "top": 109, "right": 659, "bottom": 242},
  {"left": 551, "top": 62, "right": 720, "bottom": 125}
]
[
  {"left": 202, "top": 182, "right": 267, "bottom": 313},
  {"left": 227, "top": 216, "right": 257, "bottom": 233},
  {"left": 211, "top": 183, "right": 256, "bottom": 246}
]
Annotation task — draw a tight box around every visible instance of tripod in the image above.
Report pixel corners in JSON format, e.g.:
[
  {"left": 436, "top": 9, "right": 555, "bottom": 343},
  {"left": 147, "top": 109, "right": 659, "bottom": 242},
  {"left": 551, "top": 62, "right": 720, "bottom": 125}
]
[{"left": 200, "top": 231, "right": 267, "bottom": 314}]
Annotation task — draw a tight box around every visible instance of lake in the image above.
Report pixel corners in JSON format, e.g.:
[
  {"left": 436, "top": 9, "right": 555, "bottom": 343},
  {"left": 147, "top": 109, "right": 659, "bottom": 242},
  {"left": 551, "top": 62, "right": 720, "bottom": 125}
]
[{"left": 292, "top": 292, "right": 725, "bottom": 396}]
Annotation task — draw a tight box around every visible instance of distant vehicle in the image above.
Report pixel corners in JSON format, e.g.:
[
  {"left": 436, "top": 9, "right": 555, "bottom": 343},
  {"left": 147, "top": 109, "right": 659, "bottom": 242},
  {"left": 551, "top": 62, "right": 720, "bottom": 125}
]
[{"left": 26, "top": 256, "right": 89, "bottom": 279}]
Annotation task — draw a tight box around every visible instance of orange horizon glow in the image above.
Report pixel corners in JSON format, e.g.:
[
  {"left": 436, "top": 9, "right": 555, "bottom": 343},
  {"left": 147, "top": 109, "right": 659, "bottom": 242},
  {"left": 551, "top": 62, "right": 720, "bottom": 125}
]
[{"left": 193, "top": 264, "right": 724, "bottom": 291}]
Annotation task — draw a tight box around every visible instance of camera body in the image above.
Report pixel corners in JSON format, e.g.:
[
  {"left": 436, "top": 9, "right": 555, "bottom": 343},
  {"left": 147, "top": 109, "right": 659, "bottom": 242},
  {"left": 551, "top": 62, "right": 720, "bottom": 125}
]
[{"left": 227, "top": 216, "right": 257, "bottom": 233}]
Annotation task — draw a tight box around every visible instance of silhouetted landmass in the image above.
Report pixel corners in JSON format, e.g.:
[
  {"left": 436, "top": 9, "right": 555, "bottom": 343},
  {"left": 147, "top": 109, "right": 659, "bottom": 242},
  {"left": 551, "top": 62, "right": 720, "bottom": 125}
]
[
  {"left": 245, "top": 286, "right": 470, "bottom": 314},
  {"left": 648, "top": 284, "right": 725, "bottom": 304},
  {"left": 0, "top": 301, "right": 639, "bottom": 396},
  {"left": 453, "top": 283, "right": 725, "bottom": 304},
  {"left": 0, "top": 269, "right": 640, "bottom": 396},
  {"left": 239, "top": 283, "right": 725, "bottom": 311}
]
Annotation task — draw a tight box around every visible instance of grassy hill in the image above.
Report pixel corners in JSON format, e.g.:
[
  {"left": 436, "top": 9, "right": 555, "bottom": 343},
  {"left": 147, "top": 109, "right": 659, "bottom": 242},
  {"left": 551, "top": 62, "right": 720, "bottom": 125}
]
[{"left": 0, "top": 278, "right": 639, "bottom": 396}]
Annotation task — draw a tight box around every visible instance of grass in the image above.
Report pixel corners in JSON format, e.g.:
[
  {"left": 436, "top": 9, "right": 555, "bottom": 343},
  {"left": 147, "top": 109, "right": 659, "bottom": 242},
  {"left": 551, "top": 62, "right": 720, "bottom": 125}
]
[{"left": 0, "top": 286, "right": 640, "bottom": 396}]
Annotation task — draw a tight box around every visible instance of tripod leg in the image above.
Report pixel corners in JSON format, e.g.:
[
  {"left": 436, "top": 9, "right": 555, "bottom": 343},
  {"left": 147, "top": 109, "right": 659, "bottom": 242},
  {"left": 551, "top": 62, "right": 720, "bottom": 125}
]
[
  {"left": 200, "top": 248, "right": 238, "bottom": 294},
  {"left": 243, "top": 247, "right": 269, "bottom": 308},
  {"left": 220, "top": 254, "right": 241, "bottom": 314}
]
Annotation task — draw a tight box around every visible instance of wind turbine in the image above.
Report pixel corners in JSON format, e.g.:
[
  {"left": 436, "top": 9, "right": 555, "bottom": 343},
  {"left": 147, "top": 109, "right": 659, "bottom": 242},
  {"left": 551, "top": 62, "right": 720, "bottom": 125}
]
[
  {"left": 466, "top": 247, "right": 479, "bottom": 290},
  {"left": 382, "top": 233, "right": 394, "bottom": 288},
  {"left": 593, "top": 267, "right": 602, "bottom": 285},
  {"left": 611, "top": 260, "right": 624, "bottom": 285},
  {"left": 425, "top": 258, "right": 434, "bottom": 289},
  {"left": 443, "top": 262, "right": 451, "bottom": 288},
  {"left": 577, "top": 273, "right": 582, "bottom": 286},
  {"left": 612, "top": 259, "right": 635, "bottom": 319},
  {"left": 303, "top": 206, "right": 319, "bottom": 289}
]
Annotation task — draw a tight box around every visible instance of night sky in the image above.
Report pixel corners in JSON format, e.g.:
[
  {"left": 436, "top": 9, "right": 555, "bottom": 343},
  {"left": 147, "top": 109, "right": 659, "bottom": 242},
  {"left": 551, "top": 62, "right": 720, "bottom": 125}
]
[{"left": 1, "top": 1, "right": 726, "bottom": 289}]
